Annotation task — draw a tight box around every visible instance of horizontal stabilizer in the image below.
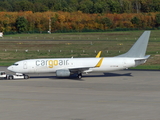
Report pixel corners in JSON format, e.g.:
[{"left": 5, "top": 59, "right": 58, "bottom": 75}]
[
  {"left": 135, "top": 55, "right": 150, "bottom": 61},
  {"left": 134, "top": 55, "right": 150, "bottom": 66}
]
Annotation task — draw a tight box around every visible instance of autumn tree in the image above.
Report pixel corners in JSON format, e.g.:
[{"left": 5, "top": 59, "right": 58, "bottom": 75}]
[
  {"left": 131, "top": 16, "right": 140, "bottom": 28},
  {"left": 101, "top": 17, "right": 112, "bottom": 30},
  {"left": 16, "top": 16, "right": 28, "bottom": 33},
  {"left": 0, "top": 11, "right": 159, "bottom": 33}
]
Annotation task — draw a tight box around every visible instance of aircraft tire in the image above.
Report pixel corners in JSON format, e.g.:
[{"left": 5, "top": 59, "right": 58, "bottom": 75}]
[
  {"left": 8, "top": 75, "right": 13, "bottom": 80},
  {"left": 78, "top": 73, "right": 82, "bottom": 79},
  {"left": 24, "top": 75, "right": 29, "bottom": 79}
]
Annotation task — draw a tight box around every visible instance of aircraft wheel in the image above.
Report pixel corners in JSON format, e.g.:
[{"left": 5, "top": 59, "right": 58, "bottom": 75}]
[
  {"left": 78, "top": 73, "right": 82, "bottom": 79},
  {"left": 24, "top": 75, "right": 29, "bottom": 79},
  {"left": 8, "top": 75, "right": 13, "bottom": 80}
]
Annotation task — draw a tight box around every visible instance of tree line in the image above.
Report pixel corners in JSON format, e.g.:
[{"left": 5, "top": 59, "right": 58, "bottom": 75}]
[
  {"left": 0, "top": 0, "right": 160, "bottom": 13},
  {"left": 0, "top": 11, "right": 160, "bottom": 33}
]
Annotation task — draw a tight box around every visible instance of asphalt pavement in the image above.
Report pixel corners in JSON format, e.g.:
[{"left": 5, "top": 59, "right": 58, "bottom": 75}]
[{"left": 0, "top": 67, "right": 160, "bottom": 120}]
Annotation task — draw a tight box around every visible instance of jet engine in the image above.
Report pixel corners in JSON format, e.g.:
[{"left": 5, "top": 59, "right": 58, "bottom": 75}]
[{"left": 56, "top": 69, "right": 70, "bottom": 77}]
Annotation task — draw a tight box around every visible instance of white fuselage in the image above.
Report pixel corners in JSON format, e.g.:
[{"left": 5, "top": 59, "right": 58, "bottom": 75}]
[{"left": 7, "top": 57, "right": 138, "bottom": 74}]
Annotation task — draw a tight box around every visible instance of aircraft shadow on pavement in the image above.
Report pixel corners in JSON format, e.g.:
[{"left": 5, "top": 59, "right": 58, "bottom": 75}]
[
  {"left": 30, "top": 72, "right": 132, "bottom": 80},
  {"left": 83, "top": 72, "right": 132, "bottom": 78},
  {"left": 30, "top": 76, "right": 57, "bottom": 79},
  {"left": 30, "top": 75, "right": 85, "bottom": 81},
  {"left": 30, "top": 75, "right": 85, "bottom": 80}
]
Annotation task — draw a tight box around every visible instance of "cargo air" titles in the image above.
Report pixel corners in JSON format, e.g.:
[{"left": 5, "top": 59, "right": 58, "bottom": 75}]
[{"left": 36, "top": 60, "right": 69, "bottom": 68}]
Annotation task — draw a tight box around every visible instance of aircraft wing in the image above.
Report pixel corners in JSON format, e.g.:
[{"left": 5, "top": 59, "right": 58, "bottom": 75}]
[
  {"left": 69, "top": 67, "right": 91, "bottom": 73},
  {"left": 68, "top": 57, "right": 104, "bottom": 73}
]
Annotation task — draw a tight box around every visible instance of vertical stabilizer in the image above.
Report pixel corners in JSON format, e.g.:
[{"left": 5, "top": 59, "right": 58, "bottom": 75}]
[{"left": 117, "top": 31, "right": 151, "bottom": 58}]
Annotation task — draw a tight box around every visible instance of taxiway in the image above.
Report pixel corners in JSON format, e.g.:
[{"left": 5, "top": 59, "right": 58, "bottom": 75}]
[{"left": 0, "top": 67, "right": 160, "bottom": 120}]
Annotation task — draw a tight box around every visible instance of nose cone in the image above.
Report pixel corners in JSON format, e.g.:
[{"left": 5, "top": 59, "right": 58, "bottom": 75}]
[{"left": 7, "top": 66, "right": 13, "bottom": 72}]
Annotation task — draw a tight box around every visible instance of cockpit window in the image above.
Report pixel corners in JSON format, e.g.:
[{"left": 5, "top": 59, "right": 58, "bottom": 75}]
[{"left": 13, "top": 63, "right": 18, "bottom": 66}]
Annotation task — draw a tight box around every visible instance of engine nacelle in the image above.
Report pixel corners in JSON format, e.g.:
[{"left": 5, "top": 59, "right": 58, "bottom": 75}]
[{"left": 56, "top": 69, "right": 70, "bottom": 77}]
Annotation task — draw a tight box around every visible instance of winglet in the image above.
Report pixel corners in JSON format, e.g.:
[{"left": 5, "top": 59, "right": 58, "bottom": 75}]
[
  {"left": 95, "top": 58, "right": 104, "bottom": 67},
  {"left": 96, "top": 51, "right": 102, "bottom": 58}
]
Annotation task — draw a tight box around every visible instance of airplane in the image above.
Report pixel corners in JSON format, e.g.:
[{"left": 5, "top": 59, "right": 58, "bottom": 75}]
[{"left": 7, "top": 31, "right": 151, "bottom": 79}]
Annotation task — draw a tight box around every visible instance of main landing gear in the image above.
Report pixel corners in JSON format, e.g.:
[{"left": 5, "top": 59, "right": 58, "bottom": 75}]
[{"left": 77, "top": 73, "right": 82, "bottom": 79}]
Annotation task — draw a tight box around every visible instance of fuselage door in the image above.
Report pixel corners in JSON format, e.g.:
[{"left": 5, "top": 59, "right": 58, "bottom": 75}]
[{"left": 23, "top": 61, "right": 27, "bottom": 69}]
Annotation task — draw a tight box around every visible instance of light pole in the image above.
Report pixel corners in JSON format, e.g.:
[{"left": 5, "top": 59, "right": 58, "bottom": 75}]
[{"left": 48, "top": 17, "right": 51, "bottom": 34}]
